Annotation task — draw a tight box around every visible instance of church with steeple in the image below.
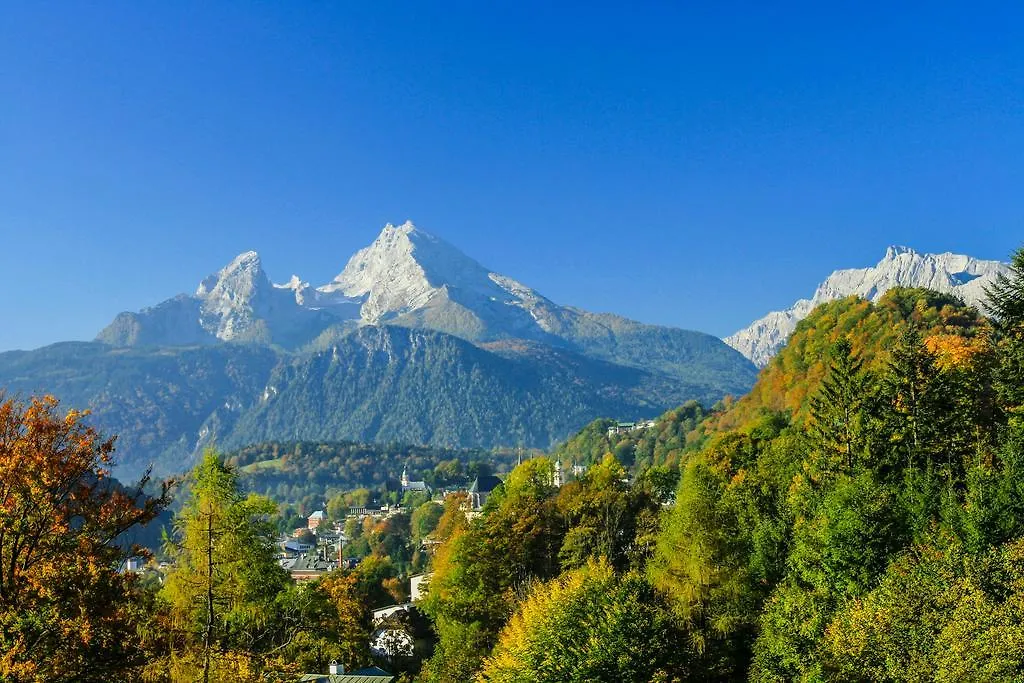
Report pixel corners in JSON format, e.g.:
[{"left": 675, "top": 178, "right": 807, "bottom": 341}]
[{"left": 400, "top": 465, "right": 429, "bottom": 494}]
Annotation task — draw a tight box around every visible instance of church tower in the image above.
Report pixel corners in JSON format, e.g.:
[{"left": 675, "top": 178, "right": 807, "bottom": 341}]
[
  {"left": 401, "top": 466, "right": 409, "bottom": 489},
  {"left": 553, "top": 459, "right": 563, "bottom": 488}
]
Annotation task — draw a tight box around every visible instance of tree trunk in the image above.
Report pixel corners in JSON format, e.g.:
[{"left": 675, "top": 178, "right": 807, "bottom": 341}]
[{"left": 203, "top": 509, "right": 214, "bottom": 683}]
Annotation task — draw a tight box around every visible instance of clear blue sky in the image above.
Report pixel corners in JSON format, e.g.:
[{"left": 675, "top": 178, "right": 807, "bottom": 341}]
[{"left": 2, "top": 2, "right": 1022, "bottom": 351}]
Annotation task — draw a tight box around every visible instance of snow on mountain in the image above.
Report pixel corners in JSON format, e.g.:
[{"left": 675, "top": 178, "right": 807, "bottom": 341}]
[
  {"left": 725, "top": 246, "right": 1008, "bottom": 367},
  {"left": 97, "top": 250, "right": 342, "bottom": 347},
  {"left": 95, "top": 220, "right": 756, "bottom": 392},
  {"left": 317, "top": 221, "right": 560, "bottom": 337},
  {"left": 325, "top": 223, "right": 533, "bottom": 326}
]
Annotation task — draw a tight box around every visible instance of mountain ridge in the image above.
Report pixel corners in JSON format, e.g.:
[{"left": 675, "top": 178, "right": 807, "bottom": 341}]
[
  {"left": 725, "top": 245, "right": 1007, "bottom": 367},
  {"left": 95, "top": 221, "right": 756, "bottom": 386}
]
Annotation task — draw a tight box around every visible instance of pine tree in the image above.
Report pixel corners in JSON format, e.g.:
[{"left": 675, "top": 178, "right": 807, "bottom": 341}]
[
  {"left": 807, "top": 339, "right": 872, "bottom": 469},
  {"left": 984, "top": 245, "right": 1024, "bottom": 330},
  {"left": 877, "top": 328, "right": 956, "bottom": 477}
]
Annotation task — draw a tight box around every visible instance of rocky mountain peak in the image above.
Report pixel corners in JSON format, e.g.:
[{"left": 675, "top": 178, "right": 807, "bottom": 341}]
[
  {"left": 319, "top": 221, "right": 498, "bottom": 324},
  {"left": 726, "top": 246, "right": 1007, "bottom": 367},
  {"left": 884, "top": 245, "right": 917, "bottom": 260}
]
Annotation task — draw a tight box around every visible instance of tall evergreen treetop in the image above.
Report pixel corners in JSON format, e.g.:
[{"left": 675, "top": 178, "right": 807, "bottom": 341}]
[{"left": 984, "top": 245, "right": 1024, "bottom": 330}]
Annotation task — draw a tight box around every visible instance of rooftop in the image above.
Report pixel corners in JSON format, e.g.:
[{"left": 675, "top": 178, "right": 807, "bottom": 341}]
[{"left": 468, "top": 474, "right": 503, "bottom": 494}]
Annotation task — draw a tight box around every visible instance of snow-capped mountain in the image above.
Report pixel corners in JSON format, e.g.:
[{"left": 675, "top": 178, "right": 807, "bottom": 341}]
[
  {"left": 96, "top": 250, "right": 341, "bottom": 348},
  {"left": 315, "top": 221, "right": 566, "bottom": 340},
  {"left": 97, "top": 221, "right": 756, "bottom": 389},
  {"left": 725, "top": 246, "right": 1008, "bottom": 367}
]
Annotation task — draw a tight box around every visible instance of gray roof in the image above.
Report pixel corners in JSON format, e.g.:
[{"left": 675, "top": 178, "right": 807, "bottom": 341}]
[
  {"left": 298, "top": 677, "right": 393, "bottom": 683},
  {"left": 299, "top": 669, "right": 394, "bottom": 683},
  {"left": 289, "top": 554, "right": 336, "bottom": 574},
  {"left": 469, "top": 475, "right": 503, "bottom": 494}
]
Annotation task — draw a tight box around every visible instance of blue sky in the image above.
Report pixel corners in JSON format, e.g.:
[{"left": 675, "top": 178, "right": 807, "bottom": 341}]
[{"left": 1, "top": 2, "right": 1022, "bottom": 351}]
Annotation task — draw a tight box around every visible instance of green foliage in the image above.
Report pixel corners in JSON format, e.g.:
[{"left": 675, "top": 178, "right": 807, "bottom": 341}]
[
  {"left": 479, "top": 559, "right": 687, "bottom": 682},
  {"left": 649, "top": 280, "right": 1024, "bottom": 681},
  {"left": 807, "top": 339, "right": 871, "bottom": 466},
  {"left": 556, "top": 454, "right": 658, "bottom": 572},
  {"left": 714, "top": 287, "right": 991, "bottom": 432},
  {"left": 984, "top": 245, "right": 1024, "bottom": 328},
  {"left": 227, "top": 440, "right": 509, "bottom": 513},
  {"left": 552, "top": 400, "right": 711, "bottom": 473},
  {"left": 160, "top": 450, "right": 291, "bottom": 672},
  {"left": 411, "top": 501, "right": 444, "bottom": 545},
  {"left": 228, "top": 327, "right": 737, "bottom": 463}
]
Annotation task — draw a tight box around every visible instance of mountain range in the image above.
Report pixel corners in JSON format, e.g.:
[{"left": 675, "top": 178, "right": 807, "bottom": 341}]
[
  {"left": 2, "top": 222, "right": 756, "bottom": 481},
  {"left": 98, "top": 222, "right": 753, "bottom": 385},
  {"left": 725, "top": 245, "right": 1007, "bottom": 367}
]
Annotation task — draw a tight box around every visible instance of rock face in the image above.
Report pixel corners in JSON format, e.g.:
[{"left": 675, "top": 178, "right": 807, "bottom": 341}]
[
  {"left": 95, "top": 221, "right": 755, "bottom": 390},
  {"left": 725, "top": 246, "right": 1007, "bottom": 367},
  {"left": 317, "top": 221, "right": 567, "bottom": 342},
  {"left": 97, "top": 251, "right": 340, "bottom": 347}
]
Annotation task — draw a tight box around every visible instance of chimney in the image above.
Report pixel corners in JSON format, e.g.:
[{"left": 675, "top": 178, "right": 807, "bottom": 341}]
[{"left": 329, "top": 661, "right": 344, "bottom": 675}]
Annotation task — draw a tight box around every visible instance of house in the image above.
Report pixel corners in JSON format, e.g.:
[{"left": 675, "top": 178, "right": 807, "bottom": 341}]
[
  {"left": 606, "top": 419, "right": 657, "bottom": 437},
  {"left": 606, "top": 421, "right": 636, "bottom": 436},
  {"left": 284, "top": 553, "right": 337, "bottom": 582},
  {"left": 468, "top": 474, "right": 503, "bottom": 511},
  {"left": 369, "top": 605, "right": 433, "bottom": 667},
  {"left": 409, "top": 572, "right": 431, "bottom": 602},
  {"left": 282, "top": 539, "right": 314, "bottom": 556},
  {"left": 308, "top": 510, "right": 326, "bottom": 530},
  {"left": 299, "top": 663, "right": 395, "bottom": 682},
  {"left": 371, "top": 626, "right": 415, "bottom": 661},
  {"left": 372, "top": 603, "right": 413, "bottom": 624},
  {"left": 121, "top": 556, "right": 146, "bottom": 573}
]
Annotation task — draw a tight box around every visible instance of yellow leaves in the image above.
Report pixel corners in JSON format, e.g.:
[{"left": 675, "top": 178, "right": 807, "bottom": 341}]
[
  {"left": 730, "top": 468, "right": 747, "bottom": 487},
  {"left": 0, "top": 393, "right": 167, "bottom": 679},
  {"left": 925, "top": 332, "right": 991, "bottom": 371}
]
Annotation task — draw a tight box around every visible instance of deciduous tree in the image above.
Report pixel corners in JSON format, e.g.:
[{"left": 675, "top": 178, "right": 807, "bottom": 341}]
[{"left": 0, "top": 394, "right": 168, "bottom": 682}]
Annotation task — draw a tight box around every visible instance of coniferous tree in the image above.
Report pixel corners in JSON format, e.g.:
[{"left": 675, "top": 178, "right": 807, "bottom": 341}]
[
  {"left": 986, "top": 246, "right": 1024, "bottom": 430},
  {"left": 807, "top": 339, "right": 872, "bottom": 469},
  {"left": 877, "top": 327, "right": 955, "bottom": 475},
  {"left": 984, "top": 245, "right": 1024, "bottom": 330},
  {"left": 161, "top": 450, "right": 289, "bottom": 682}
]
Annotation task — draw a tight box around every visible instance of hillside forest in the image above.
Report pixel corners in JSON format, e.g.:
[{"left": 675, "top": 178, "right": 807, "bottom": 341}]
[{"left": 3, "top": 246, "right": 1024, "bottom": 681}]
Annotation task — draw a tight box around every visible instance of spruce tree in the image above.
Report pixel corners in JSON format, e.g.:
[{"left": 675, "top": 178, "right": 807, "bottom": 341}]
[
  {"left": 877, "top": 328, "right": 956, "bottom": 481},
  {"left": 984, "top": 245, "right": 1024, "bottom": 330},
  {"left": 985, "top": 245, "right": 1024, "bottom": 429},
  {"left": 808, "top": 339, "right": 872, "bottom": 469}
]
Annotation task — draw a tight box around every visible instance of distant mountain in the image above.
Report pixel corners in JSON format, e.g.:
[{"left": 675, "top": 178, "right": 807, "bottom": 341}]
[
  {"left": 96, "top": 221, "right": 754, "bottom": 388},
  {"left": 725, "top": 246, "right": 1007, "bottom": 367},
  {"left": 96, "top": 251, "right": 340, "bottom": 348},
  {"left": 6, "top": 223, "right": 757, "bottom": 479}
]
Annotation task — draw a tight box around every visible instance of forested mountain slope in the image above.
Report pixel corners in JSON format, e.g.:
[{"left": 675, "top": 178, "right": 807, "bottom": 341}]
[{"left": 0, "top": 326, "right": 720, "bottom": 481}]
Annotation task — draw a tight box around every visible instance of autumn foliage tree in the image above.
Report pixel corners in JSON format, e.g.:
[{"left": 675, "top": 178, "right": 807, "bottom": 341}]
[{"left": 0, "top": 394, "right": 168, "bottom": 682}]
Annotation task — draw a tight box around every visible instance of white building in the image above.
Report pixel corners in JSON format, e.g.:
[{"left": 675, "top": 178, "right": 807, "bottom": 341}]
[
  {"left": 410, "top": 573, "right": 431, "bottom": 602},
  {"left": 400, "top": 466, "right": 430, "bottom": 494}
]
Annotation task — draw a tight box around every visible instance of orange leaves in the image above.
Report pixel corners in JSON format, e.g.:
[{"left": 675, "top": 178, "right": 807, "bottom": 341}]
[
  {"left": 925, "top": 332, "right": 992, "bottom": 371},
  {"left": 0, "top": 393, "right": 169, "bottom": 680}
]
